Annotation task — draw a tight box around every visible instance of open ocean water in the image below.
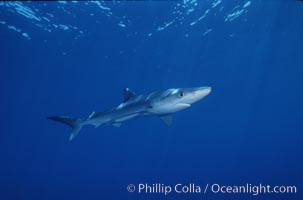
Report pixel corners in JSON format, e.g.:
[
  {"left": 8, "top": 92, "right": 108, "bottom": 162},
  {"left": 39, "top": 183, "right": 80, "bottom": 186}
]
[{"left": 0, "top": 1, "right": 302, "bottom": 199}]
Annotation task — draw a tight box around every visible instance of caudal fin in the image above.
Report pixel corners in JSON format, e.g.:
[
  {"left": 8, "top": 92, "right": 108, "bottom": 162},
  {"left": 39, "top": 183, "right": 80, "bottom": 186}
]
[{"left": 48, "top": 116, "right": 83, "bottom": 141}]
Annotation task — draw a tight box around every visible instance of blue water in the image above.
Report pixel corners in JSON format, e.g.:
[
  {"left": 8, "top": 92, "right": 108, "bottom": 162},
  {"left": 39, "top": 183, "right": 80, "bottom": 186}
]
[{"left": 0, "top": 1, "right": 302, "bottom": 199}]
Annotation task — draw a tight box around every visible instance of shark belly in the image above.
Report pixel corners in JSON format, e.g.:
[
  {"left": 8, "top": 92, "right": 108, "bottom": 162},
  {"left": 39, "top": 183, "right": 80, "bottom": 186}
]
[{"left": 113, "top": 113, "right": 141, "bottom": 122}]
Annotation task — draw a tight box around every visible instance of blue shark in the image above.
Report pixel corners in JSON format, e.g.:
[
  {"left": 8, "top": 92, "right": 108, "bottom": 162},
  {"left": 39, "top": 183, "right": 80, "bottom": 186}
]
[{"left": 48, "top": 87, "right": 211, "bottom": 141}]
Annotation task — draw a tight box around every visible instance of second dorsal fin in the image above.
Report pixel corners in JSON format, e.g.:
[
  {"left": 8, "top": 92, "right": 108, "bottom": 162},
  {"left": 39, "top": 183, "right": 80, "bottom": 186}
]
[{"left": 124, "top": 88, "right": 136, "bottom": 102}]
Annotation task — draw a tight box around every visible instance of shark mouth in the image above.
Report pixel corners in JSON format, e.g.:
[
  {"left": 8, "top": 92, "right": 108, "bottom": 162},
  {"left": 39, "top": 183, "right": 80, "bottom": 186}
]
[{"left": 176, "top": 103, "right": 191, "bottom": 108}]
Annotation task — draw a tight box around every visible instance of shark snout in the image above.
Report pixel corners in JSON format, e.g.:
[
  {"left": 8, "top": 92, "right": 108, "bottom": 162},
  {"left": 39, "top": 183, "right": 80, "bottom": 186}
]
[
  {"left": 204, "top": 87, "right": 212, "bottom": 95},
  {"left": 191, "top": 86, "right": 211, "bottom": 102},
  {"left": 196, "top": 86, "right": 211, "bottom": 96}
]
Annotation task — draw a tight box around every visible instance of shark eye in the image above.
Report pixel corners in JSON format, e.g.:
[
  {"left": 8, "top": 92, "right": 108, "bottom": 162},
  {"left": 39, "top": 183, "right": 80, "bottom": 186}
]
[{"left": 179, "top": 92, "right": 184, "bottom": 98}]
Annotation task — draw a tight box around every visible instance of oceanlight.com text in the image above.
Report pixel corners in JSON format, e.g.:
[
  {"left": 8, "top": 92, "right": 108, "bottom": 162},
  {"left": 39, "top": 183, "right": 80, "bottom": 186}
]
[
  {"left": 127, "top": 183, "right": 297, "bottom": 196},
  {"left": 209, "top": 183, "right": 297, "bottom": 196}
]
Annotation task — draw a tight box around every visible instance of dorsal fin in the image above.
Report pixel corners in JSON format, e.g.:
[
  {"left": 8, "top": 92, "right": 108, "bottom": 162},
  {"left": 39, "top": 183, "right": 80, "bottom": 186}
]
[
  {"left": 124, "top": 88, "right": 136, "bottom": 102},
  {"left": 87, "top": 111, "right": 96, "bottom": 120}
]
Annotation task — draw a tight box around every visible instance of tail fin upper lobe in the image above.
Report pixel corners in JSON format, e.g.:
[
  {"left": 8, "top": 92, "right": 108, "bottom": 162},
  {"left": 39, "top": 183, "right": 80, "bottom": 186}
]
[{"left": 48, "top": 116, "right": 83, "bottom": 141}]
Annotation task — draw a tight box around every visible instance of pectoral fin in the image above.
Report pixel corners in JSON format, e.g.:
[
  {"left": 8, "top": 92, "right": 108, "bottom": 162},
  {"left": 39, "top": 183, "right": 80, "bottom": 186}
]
[{"left": 160, "top": 115, "right": 173, "bottom": 126}]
